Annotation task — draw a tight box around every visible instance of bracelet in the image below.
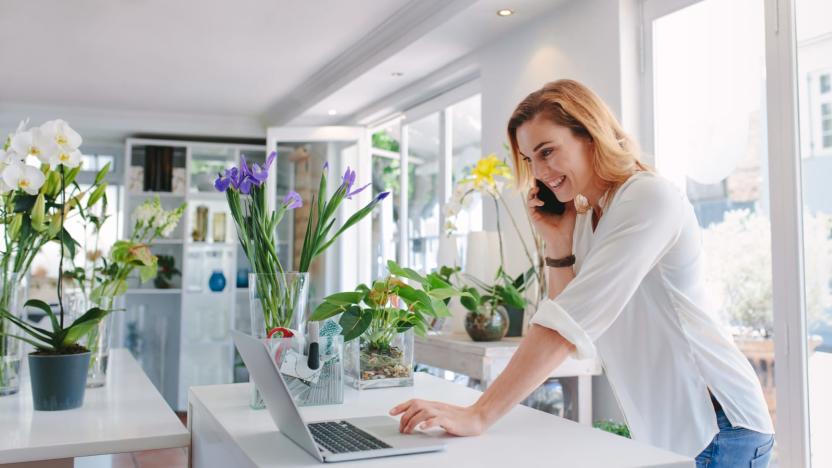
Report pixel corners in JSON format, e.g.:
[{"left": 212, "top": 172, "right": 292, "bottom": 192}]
[{"left": 545, "top": 254, "right": 576, "bottom": 268}]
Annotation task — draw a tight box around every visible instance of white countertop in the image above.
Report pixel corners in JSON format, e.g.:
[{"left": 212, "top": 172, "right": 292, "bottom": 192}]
[
  {"left": 0, "top": 348, "right": 189, "bottom": 464},
  {"left": 188, "top": 373, "right": 693, "bottom": 467}
]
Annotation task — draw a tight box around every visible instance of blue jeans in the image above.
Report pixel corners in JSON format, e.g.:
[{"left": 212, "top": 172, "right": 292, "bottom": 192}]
[{"left": 696, "top": 406, "right": 774, "bottom": 467}]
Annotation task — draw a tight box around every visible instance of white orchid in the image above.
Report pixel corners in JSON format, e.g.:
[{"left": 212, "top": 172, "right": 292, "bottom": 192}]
[
  {"left": 49, "top": 147, "right": 82, "bottom": 168},
  {"left": 2, "top": 162, "right": 46, "bottom": 195},
  {"left": 10, "top": 127, "right": 54, "bottom": 165},
  {"left": 40, "top": 119, "right": 82, "bottom": 151}
]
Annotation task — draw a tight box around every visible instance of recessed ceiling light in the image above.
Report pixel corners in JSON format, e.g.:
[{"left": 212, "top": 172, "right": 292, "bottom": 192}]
[
  {"left": 327, "top": 109, "right": 338, "bottom": 116},
  {"left": 497, "top": 9, "right": 514, "bottom": 17},
  {"left": 391, "top": 72, "right": 404, "bottom": 77}
]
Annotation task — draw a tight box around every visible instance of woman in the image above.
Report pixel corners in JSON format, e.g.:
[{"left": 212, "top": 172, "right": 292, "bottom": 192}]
[{"left": 390, "top": 80, "right": 774, "bottom": 467}]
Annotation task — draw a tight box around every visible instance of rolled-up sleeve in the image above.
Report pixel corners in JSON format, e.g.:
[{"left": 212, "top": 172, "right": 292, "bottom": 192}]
[{"left": 531, "top": 176, "right": 685, "bottom": 359}]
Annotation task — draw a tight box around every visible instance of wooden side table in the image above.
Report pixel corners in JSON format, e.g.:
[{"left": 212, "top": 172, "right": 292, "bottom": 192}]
[{"left": 415, "top": 333, "right": 602, "bottom": 424}]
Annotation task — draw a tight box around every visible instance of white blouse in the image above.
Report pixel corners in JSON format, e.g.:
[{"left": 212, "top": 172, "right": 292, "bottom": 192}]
[{"left": 530, "top": 172, "right": 774, "bottom": 457}]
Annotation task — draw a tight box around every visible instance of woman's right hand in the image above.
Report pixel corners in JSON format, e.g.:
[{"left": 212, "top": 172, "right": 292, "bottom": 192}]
[{"left": 527, "top": 184, "right": 576, "bottom": 256}]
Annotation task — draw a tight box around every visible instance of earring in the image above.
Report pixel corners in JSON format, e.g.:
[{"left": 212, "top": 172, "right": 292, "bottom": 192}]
[{"left": 574, "top": 194, "right": 590, "bottom": 214}]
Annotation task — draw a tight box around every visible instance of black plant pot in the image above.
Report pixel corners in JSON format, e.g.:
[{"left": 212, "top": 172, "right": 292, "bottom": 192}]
[
  {"left": 28, "top": 351, "right": 91, "bottom": 411},
  {"left": 505, "top": 306, "right": 525, "bottom": 337}
]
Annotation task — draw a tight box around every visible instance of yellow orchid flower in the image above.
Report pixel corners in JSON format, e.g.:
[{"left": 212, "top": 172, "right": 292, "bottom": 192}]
[{"left": 469, "top": 154, "right": 512, "bottom": 190}]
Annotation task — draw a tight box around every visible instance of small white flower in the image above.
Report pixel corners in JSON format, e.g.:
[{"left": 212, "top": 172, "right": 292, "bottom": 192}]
[
  {"left": 10, "top": 128, "right": 54, "bottom": 165},
  {"left": 49, "top": 147, "right": 82, "bottom": 168},
  {"left": 132, "top": 204, "right": 156, "bottom": 225},
  {"left": 2, "top": 162, "right": 46, "bottom": 195},
  {"left": 40, "top": 119, "right": 82, "bottom": 150}
]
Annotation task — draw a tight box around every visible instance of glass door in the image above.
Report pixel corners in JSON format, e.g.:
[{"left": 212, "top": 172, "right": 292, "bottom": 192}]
[{"left": 792, "top": 0, "right": 832, "bottom": 466}]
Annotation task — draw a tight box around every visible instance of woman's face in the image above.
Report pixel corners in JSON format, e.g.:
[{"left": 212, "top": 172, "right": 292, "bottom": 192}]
[{"left": 516, "top": 114, "right": 596, "bottom": 203}]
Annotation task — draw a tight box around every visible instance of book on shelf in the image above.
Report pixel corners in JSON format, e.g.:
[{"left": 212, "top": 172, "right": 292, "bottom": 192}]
[{"left": 143, "top": 146, "right": 174, "bottom": 192}]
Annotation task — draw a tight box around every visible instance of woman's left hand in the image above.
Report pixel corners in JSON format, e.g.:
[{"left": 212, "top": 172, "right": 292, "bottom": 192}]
[{"left": 389, "top": 399, "right": 486, "bottom": 436}]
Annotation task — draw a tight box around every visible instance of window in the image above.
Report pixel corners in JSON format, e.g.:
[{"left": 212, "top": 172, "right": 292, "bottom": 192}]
[
  {"left": 649, "top": 0, "right": 778, "bottom": 443},
  {"left": 822, "top": 102, "right": 832, "bottom": 149},
  {"left": 369, "top": 90, "right": 483, "bottom": 274},
  {"left": 370, "top": 122, "right": 401, "bottom": 278},
  {"left": 821, "top": 73, "right": 831, "bottom": 94},
  {"left": 449, "top": 94, "right": 483, "bottom": 261},
  {"left": 406, "top": 113, "right": 441, "bottom": 272}
]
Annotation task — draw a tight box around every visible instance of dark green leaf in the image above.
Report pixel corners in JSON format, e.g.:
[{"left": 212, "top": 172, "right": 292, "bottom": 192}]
[
  {"left": 25, "top": 299, "right": 60, "bottom": 334},
  {"left": 309, "top": 301, "right": 348, "bottom": 321},
  {"left": 320, "top": 291, "right": 364, "bottom": 306},
  {"left": 338, "top": 306, "right": 371, "bottom": 342}
]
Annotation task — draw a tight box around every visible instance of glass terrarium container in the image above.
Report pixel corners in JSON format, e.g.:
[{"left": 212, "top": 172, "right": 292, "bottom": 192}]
[{"left": 345, "top": 328, "right": 414, "bottom": 390}]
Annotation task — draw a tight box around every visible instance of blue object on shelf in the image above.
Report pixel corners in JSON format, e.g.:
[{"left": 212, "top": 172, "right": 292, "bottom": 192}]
[
  {"left": 236, "top": 268, "right": 249, "bottom": 288},
  {"left": 208, "top": 270, "right": 227, "bottom": 292}
]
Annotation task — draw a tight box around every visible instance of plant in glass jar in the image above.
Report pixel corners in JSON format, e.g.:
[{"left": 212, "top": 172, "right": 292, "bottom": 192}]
[
  {"left": 454, "top": 266, "right": 535, "bottom": 342},
  {"left": 310, "top": 260, "right": 466, "bottom": 389}
]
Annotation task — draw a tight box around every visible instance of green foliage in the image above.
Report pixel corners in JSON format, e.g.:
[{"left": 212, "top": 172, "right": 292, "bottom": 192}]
[
  {"left": 593, "top": 420, "right": 631, "bottom": 438},
  {"left": 310, "top": 260, "right": 468, "bottom": 350},
  {"left": 452, "top": 266, "right": 535, "bottom": 314},
  {"left": 0, "top": 299, "right": 110, "bottom": 354}
]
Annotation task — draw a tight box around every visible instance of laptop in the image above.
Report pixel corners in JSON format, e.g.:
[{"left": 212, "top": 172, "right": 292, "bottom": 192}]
[{"left": 231, "top": 330, "right": 447, "bottom": 463}]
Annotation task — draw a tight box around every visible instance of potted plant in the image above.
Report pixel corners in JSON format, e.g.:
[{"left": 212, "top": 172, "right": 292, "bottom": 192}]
[
  {"left": 444, "top": 153, "right": 547, "bottom": 336},
  {"left": 310, "top": 260, "right": 466, "bottom": 389},
  {"left": 0, "top": 118, "right": 112, "bottom": 409},
  {"left": 456, "top": 266, "right": 534, "bottom": 342},
  {"left": 153, "top": 254, "right": 180, "bottom": 289}
]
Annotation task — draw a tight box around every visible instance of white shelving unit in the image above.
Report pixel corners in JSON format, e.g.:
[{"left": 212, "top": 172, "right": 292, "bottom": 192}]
[{"left": 121, "top": 138, "right": 267, "bottom": 410}]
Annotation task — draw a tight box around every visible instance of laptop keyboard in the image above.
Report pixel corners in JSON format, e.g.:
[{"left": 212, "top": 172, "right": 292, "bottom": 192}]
[{"left": 308, "top": 421, "right": 392, "bottom": 454}]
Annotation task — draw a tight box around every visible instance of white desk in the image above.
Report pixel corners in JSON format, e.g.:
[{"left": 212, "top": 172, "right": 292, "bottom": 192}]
[
  {"left": 415, "top": 333, "right": 602, "bottom": 424},
  {"left": 188, "top": 374, "right": 692, "bottom": 468},
  {"left": 0, "top": 348, "right": 189, "bottom": 467}
]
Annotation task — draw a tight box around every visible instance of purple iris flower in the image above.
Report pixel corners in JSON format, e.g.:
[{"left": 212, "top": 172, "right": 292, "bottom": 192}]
[
  {"left": 282, "top": 191, "right": 303, "bottom": 210},
  {"left": 340, "top": 167, "right": 371, "bottom": 199},
  {"left": 323, "top": 161, "right": 329, "bottom": 171},
  {"left": 215, "top": 166, "right": 241, "bottom": 192},
  {"left": 214, "top": 174, "right": 231, "bottom": 192},
  {"left": 375, "top": 191, "right": 391, "bottom": 202},
  {"left": 248, "top": 151, "right": 277, "bottom": 184},
  {"left": 238, "top": 177, "right": 253, "bottom": 195}
]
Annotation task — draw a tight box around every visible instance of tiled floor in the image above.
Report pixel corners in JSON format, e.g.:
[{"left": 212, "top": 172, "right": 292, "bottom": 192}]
[
  {"left": 77, "top": 412, "right": 189, "bottom": 468},
  {"left": 110, "top": 448, "right": 188, "bottom": 468}
]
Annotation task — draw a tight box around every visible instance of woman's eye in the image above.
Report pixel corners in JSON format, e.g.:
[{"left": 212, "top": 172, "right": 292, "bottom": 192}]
[
  {"left": 522, "top": 156, "right": 531, "bottom": 162},
  {"left": 541, "top": 148, "right": 553, "bottom": 158}
]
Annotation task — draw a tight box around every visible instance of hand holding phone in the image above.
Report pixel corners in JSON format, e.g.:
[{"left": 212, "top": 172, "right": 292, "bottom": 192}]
[
  {"left": 533, "top": 179, "right": 565, "bottom": 215},
  {"left": 527, "top": 180, "right": 574, "bottom": 253}
]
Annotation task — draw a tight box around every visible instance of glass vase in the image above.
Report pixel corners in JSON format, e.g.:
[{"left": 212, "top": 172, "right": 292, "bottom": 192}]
[
  {"left": 67, "top": 291, "right": 114, "bottom": 388},
  {"left": 464, "top": 303, "right": 509, "bottom": 342},
  {"left": 345, "top": 328, "right": 414, "bottom": 390},
  {"left": 0, "top": 273, "right": 27, "bottom": 396},
  {"left": 248, "top": 272, "right": 310, "bottom": 338},
  {"left": 248, "top": 271, "right": 310, "bottom": 408}
]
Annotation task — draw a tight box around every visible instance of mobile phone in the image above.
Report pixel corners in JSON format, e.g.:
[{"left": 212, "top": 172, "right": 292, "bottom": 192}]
[{"left": 535, "top": 179, "right": 566, "bottom": 215}]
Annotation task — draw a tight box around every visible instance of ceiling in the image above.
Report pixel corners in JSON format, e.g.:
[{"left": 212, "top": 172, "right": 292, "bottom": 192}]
[{"left": 0, "top": 0, "right": 568, "bottom": 131}]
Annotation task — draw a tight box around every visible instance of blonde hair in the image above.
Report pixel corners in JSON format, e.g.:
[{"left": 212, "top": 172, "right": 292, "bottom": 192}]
[{"left": 507, "top": 79, "right": 650, "bottom": 205}]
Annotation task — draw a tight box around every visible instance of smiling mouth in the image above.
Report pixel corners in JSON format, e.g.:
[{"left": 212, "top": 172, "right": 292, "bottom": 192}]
[{"left": 549, "top": 175, "right": 566, "bottom": 190}]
